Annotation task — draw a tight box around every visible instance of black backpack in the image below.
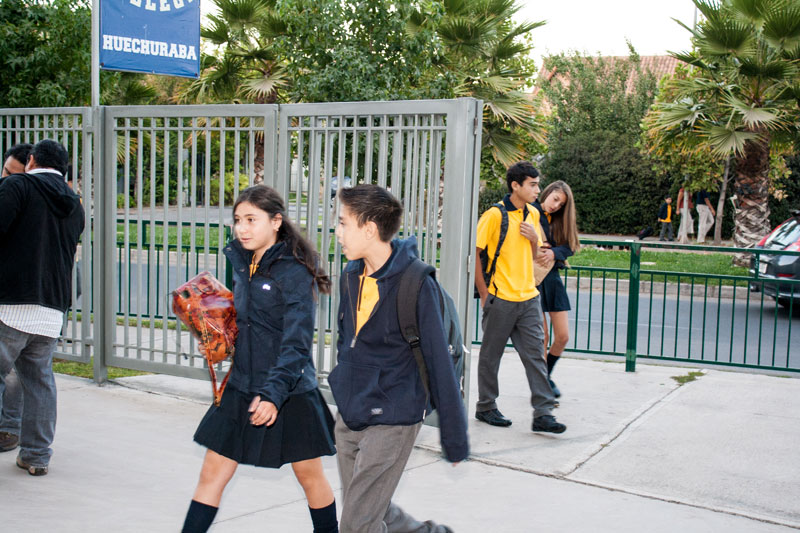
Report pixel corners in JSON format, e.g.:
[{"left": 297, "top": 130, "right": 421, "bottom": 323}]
[
  {"left": 397, "top": 258, "right": 465, "bottom": 408},
  {"left": 474, "top": 202, "right": 530, "bottom": 297}
]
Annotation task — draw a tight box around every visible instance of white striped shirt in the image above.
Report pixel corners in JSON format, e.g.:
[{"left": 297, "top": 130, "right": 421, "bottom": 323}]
[{"left": 0, "top": 305, "right": 64, "bottom": 339}]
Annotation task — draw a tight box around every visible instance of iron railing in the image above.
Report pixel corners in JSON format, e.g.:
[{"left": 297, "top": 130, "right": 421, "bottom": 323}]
[{"left": 471, "top": 239, "right": 800, "bottom": 373}]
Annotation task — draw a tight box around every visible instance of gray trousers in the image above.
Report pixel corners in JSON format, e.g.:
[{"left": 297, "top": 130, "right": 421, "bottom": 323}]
[
  {"left": 476, "top": 295, "right": 556, "bottom": 419},
  {"left": 659, "top": 222, "right": 673, "bottom": 240},
  {"left": 335, "top": 414, "right": 451, "bottom": 533},
  {"left": 0, "top": 320, "right": 58, "bottom": 466}
]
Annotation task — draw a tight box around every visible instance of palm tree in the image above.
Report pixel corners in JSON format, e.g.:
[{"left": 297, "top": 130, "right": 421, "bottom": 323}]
[
  {"left": 182, "top": 0, "right": 288, "bottom": 182},
  {"left": 410, "top": 0, "right": 547, "bottom": 166},
  {"left": 184, "top": 0, "right": 287, "bottom": 105},
  {"left": 649, "top": 0, "right": 800, "bottom": 254}
]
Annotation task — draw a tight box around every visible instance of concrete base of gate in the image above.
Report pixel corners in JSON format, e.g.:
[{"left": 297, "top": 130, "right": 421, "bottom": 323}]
[{"left": 2, "top": 355, "right": 799, "bottom": 532}]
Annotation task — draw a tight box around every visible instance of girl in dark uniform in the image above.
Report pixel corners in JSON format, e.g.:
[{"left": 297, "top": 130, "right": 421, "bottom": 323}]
[
  {"left": 533, "top": 181, "right": 580, "bottom": 399},
  {"left": 182, "top": 185, "right": 338, "bottom": 533}
]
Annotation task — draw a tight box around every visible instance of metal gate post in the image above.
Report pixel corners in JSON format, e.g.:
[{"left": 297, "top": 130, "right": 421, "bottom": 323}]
[
  {"left": 92, "top": 106, "right": 110, "bottom": 384},
  {"left": 440, "top": 97, "right": 483, "bottom": 409},
  {"left": 625, "top": 242, "right": 641, "bottom": 372}
]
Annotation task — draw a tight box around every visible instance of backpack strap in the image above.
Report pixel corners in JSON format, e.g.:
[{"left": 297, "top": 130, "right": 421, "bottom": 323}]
[
  {"left": 486, "top": 203, "right": 509, "bottom": 294},
  {"left": 397, "top": 258, "right": 437, "bottom": 399}
]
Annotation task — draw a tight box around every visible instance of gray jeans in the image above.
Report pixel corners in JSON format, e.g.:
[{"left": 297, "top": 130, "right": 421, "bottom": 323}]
[
  {"left": 0, "top": 366, "right": 23, "bottom": 435},
  {"left": 0, "top": 320, "right": 58, "bottom": 466},
  {"left": 335, "top": 414, "right": 451, "bottom": 533},
  {"left": 476, "top": 295, "right": 556, "bottom": 418}
]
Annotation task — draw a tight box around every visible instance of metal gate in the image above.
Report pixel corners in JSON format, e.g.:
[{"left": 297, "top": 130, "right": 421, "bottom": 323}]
[{"left": 1, "top": 99, "right": 483, "bottom": 399}]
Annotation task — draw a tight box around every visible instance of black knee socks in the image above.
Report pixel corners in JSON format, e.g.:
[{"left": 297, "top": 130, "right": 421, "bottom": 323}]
[
  {"left": 309, "top": 500, "right": 338, "bottom": 533},
  {"left": 547, "top": 352, "right": 560, "bottom": 376},
  {"left": 182, "top": 500, "right": 218, "bottom": 533}
]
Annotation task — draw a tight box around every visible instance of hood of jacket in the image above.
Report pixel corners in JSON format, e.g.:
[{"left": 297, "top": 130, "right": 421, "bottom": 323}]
[{"left": 21, "top": 171, "right": 81, "bottom": 219}]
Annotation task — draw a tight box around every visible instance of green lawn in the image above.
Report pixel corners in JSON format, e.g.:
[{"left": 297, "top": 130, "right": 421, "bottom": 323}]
[
  {"left": 116, "top": 223, "right": 226, "bottom": 249},
  {"left": 567, "top": 247, "right": 749, "bottom": 283},
  {"left": 53, "top": 357, "right": 149, "bottom": 379}
]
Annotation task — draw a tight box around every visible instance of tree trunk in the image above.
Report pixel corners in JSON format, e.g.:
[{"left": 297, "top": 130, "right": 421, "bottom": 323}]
[
  {"left": 253, "top": 140, "right": 265, "bottom": 184},
  {"left": 732, "top": 137, "right": 771, "bottom": 265},
  {"left": 713, "top": 156, "right": 731, "bottom": 245}
]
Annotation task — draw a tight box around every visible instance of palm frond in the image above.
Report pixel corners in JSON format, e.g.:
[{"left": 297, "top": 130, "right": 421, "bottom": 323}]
[
  {"left": 670, "top": 50, "right": 713, "bottom": 71},
  {"left": 240, "top": 70, "right": 287, "bottom": 101},
  {"left": 702, "top": 125, "right": 761, "bottom": 156},
  {"left": 481, "top": 91, "right": 534, "bottom": 126},
  {"left": 762, "top": 4, "right": 800, "bottom": 51},
  {"left": 482, "top": 125, "right": 525, "bottom": 167},
  {"left": 723, "top": 94, "right": 787, "bottom": 128},
  {"left": 728, "top": 0, "right": 770, "bottom": 26},
  {"left": 652, "top": 100, "right": 709, "bottom": 129},
  {"left": 693, "top": 0, "right": 725, "bottom": 25},
  {"left": 697, "top": 18, "right": 756, "bottom": 57},
  {"left": 215, "top": 0, "right": 269, "bottom": 28},
  {"left": 737, "top": 57, "right": 797, "bottom": 80},
  {"left": 202, "top": 15, "right": 231, "bottom": 44}
]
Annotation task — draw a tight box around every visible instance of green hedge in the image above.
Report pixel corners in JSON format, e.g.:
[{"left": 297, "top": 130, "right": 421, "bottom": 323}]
[{"left": 541, "top": 130, "right": 670, "bottom": 234}]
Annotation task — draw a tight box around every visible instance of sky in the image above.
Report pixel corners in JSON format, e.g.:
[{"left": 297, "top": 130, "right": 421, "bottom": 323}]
[{"left": 516, "top": 1, "right": 699, "bottom": 67}]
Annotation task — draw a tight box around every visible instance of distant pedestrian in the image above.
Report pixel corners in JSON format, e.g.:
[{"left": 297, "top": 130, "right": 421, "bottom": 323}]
[
  {"left": 658, "top": 195, "right": 674, "bottom": 241},
  {"left": 0, "top": 139, "right": 84, "bottom": 476},
  {"left": 182, "top": 185, "right": 338, "bottom": 533},
  {"left": 0, "top": 143, "right": 34, "bottom": 454},
  {"left": 696, "top": 190, "right": 716, "bottom": 243},
  {"left": 533, "top": 180, "right": 580, "bottom": 401},
  {"left": 676, "top": 187, "right": 694, "bottom": 241}
]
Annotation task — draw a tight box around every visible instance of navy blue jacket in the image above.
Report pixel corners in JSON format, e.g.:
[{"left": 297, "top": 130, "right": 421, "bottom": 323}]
[
  {"left": 223, "top": 239, "right": 319, "bottom": 408},
  {"left": 532, "top": 200, "right": 574, "bottom": 269},
  {"left": 328, "top": 237, "right": 469, "bottom": 463}
]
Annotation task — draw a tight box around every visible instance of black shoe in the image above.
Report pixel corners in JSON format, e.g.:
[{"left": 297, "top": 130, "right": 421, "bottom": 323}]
[
  {"left": 532, "top": 415, "right": 566, "bottom": 434},
  {"left": 16, "top": 455, "right": 48, "bottom": 476},
  {"left": 0, "top": 431, "right": 19, "bottom": 452},
  {"left": 549, "top": 379, "right": 561, "bottom": 398},
  {"left": 475, "top": 409, "right": 512, "bottom": 427}
]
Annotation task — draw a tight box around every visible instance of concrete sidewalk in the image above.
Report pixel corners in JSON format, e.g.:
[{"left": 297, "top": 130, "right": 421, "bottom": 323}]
[{"left": 2, "top": 356, "right": 799, "bottom": 532}]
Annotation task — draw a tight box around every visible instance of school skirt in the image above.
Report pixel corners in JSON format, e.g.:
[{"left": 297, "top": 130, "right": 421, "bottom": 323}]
[
  {"left": 193, "top": 384, "right": 336, "bottom": 468},
  {"left": 537, "top": 268, "right": 571, "bottom": 313}
]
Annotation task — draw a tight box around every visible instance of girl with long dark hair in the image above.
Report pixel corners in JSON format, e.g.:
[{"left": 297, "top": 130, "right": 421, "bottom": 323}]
[
  {"left": 182, "top": 185, "right": 338, "bottom": 533},
  {"left": 533, "top": 181, "right": 580, "bottom": 400}
]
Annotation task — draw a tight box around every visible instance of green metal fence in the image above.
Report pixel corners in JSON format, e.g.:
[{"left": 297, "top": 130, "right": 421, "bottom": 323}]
[{"left": 471, "top": 239, "right": 800, "bottom": 374}]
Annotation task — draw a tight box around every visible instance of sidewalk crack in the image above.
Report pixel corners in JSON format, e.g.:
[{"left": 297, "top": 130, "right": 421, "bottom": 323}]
[{"left": 561, "top": 381, "right": 689, "bottom": 477}]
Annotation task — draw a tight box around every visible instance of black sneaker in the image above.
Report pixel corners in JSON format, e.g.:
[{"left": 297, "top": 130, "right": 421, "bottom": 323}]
[
  {"left": 16, "top": 456, "right": 48, "bottom": 476},
  {"left": 549, "top": 379, "right": 562, "bottom": 398},
  {"left": 475, "top": 408, "right": 512, "bottom": 427},
  {"left": 0, "top": 431, "right": 19, "bottom": 452},
  {"left": 532, "top": 415, "right": 566, "bottom": 434}
]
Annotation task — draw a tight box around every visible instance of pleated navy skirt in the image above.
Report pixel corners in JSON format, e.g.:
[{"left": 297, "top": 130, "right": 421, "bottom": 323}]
[
  {"left": 538, "top": 268, "right": 571, "bottom": 313},
  {"left": 193, "top": 384, "right": 336, "bottom": 468}
]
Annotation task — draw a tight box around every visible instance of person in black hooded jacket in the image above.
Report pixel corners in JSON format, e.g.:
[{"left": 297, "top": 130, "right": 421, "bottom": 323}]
[
  {"left": 0, "top": 139, "right": 84, "bottom": 476},
  {"left": 182, "top": 185, "right": 338, "bottom": 533}
]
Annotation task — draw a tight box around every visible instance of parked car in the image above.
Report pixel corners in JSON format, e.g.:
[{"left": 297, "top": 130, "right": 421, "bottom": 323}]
[{"left": 749, "top": 210, "right": 800, "bottom": 308}]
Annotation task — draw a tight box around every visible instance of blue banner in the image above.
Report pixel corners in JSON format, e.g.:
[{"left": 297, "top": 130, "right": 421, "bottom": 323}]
[{"left": 100, "top": 0, "right": 200, "bottom": 78}]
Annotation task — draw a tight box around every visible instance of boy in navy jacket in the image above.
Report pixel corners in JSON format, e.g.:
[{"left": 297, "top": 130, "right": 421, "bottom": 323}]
[{"left": 329, "top": 184, "right": 468, "bottom": 533}]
